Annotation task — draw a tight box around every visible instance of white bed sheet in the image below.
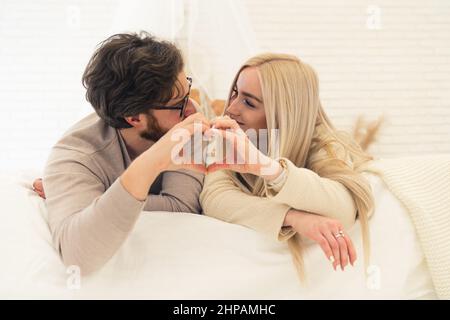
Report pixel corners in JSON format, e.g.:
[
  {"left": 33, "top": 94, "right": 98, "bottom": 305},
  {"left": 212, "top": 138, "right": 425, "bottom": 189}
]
[{"left": 0, "top": 170, "right": 436, "bottom": 299}]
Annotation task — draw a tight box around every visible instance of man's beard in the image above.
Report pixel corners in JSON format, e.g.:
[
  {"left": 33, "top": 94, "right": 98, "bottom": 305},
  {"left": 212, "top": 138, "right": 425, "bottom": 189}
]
[{"left": 139, "top": 113, "right": 168, "bottom": 141}]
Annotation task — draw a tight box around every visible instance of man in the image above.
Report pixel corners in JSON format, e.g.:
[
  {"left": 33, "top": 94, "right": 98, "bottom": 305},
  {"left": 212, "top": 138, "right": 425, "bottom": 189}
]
[{"left": 37, "top": 32, "right": 210, "bottom": 276}]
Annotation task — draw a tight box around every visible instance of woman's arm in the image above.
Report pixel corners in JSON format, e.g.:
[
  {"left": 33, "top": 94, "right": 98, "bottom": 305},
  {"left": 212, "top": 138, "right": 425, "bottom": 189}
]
[
  {"left": 201, "top": 170, "right": 356, "bottom": 270},
  {"left": 207, "top": 118, "right": 358, "bottom": 230},
  {"left": 266, "top": 157, "right": 357, "bottom": 230},
  {"left": 200, "top": 170, "right": 295, "bottom": 241}
]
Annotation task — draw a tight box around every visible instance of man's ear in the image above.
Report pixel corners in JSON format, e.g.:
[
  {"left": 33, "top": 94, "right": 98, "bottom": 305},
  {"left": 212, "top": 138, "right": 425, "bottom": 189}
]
[{"left": 124, "top": 114, "right": 146, "bottom": 129}]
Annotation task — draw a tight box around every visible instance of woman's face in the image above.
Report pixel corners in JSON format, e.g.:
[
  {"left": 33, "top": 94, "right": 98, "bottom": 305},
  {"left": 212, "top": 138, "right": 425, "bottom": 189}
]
[{"left": 224, "top": 67, "right": 267, "bottom": 132}]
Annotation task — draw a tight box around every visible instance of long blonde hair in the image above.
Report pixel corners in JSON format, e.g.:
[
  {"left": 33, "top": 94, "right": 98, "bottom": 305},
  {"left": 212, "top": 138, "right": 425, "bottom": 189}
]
[{"left": 224, "top": 53, "right": 375, "bottom": 280}]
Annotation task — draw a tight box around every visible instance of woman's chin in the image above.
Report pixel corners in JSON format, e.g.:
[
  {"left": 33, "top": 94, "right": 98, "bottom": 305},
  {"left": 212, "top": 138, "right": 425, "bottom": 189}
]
[{"left": 236, "top": 122, "right": 245, "bottom": 131}]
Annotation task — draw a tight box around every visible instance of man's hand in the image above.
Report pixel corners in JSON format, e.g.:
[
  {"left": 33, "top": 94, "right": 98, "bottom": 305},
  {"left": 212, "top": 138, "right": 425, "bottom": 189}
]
[
  {"left": 205, "top": 117, "right": 280, "bottom": 178},
  {"left": 121, "top": 112, "right": 211, "bottom": 201},
  {"left": 156, "top": 112, "right": 211, "bottom": 173},
  {"left": 32, "top": 178, "right": 46, "bottom": 199}
]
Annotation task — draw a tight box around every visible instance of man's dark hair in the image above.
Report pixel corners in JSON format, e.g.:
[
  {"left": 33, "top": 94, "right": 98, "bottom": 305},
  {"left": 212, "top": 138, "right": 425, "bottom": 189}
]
[{"left": 82, "top": 31, "right": 184, "bottom": 128}]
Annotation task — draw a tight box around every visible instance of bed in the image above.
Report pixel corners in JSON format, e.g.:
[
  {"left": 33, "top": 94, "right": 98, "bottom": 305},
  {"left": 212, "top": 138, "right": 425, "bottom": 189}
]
[{"left": 0, "top": 170, "right": 436, "bottom": 299}]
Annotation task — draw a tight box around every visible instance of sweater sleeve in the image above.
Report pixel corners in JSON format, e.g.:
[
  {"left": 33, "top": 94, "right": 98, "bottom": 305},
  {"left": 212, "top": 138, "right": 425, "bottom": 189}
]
[
  {"left": 200, "top": 170, "right": 295, "bottom": 242},
  {"left": 266, "top": 157, "right": 357, "bottom": 229},
  {"left": 43, "top": 150, "right": 147, "bottom": 276},
  {"left": 143, "top": 169, "right": 204, "bottom": 214}
]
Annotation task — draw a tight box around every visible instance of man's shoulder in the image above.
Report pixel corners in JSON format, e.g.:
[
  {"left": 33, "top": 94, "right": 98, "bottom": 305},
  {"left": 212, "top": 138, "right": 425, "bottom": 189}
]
[
  {"left": 54, "top": 112, "right": 118, "bottom": 157},
  {"left": 44, "top": 112, "right": 123, "bottom": 177}
]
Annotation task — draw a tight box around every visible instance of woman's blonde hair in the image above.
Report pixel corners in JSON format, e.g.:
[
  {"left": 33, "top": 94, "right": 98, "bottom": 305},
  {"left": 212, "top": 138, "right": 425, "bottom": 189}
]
[{"left": 224, "top": 53, "right": 375, "bottom": 280}]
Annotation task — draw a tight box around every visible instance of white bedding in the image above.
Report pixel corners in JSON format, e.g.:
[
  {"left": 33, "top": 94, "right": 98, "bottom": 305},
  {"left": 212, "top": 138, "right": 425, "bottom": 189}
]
[{"left": 0, "top": 170, "right": 436, "bottom": 299}]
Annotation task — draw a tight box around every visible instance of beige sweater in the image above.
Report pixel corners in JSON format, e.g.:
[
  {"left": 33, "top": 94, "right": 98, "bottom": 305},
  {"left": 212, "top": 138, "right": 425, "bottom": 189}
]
[
  {"left": 200, "top": 157, "right": 358, "bottom": 241},
  {"left": 43, "top": 113, "right": 204, "bottom": 275}
]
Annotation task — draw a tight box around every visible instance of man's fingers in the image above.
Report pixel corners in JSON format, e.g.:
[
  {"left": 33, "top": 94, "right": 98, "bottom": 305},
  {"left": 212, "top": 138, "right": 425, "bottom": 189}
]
[
  {"left": 206, "top": 163, "right": 232, "bottom": 173},
  {"left": 37, "top": 191, "right": 46, "bottom": 199},
  {"left": 181, "top": 163, "right": 208, "bottom": 174},
  {"left": 183, "top": 112, "right": 210, "bottom": 127},
  {"left": 32, "top": 179, "right": 44, "bottom": 194},
  {"left": 214, "top": 128, "right": 248, "bottom": 146},
  {"left": 32, "top": 179, "right": 46, "bottom": 199},
  {"left": 183, "top": 123, "right": 210, "bottom": 135}
]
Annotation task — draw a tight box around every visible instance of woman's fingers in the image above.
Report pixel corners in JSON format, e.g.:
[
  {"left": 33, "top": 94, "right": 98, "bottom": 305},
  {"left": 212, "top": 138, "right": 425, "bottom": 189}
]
[
  {"left": 336, "top": 234, "right": 349, "bottom": 270},
  {"left": 323, "top": 231, "right": 341, "bottom": 271},
  {"left": 343, "top": 231, "right": 357, "bottom": 266},
  {"left": 316, "top": 234, "right": 334, "bottom": 268},
  {"left": 211, "top": 118, "right": 241, "bottom": 131}
]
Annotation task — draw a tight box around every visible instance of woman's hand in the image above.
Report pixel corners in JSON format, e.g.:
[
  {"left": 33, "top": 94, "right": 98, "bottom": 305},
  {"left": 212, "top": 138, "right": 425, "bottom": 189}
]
[
  {"left": 206, "top": 117, "right": 282, "bottom": 179},
  {"left": 285, "top": 209, "right": 357, "bottom": 271}
]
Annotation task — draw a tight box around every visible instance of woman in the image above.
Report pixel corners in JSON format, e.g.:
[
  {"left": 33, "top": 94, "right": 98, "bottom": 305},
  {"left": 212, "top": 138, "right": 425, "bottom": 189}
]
[{"left": 200, "top": 53, "right": 375, "bottom": 277}]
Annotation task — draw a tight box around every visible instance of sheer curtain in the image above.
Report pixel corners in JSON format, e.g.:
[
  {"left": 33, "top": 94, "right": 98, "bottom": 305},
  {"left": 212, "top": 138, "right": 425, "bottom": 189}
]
[
  {"left": 110, "top": 0, "right": 184, "bottom": 40},
  {"left": 104, "top": 0, "right": 259, "bottom": 115},
  {"left": 183, "top": 0, "right": 259, "bottom": 101}
]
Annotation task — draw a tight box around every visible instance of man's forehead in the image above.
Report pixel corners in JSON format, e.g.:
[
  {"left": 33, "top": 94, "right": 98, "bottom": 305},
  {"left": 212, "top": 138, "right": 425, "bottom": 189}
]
[{"left": 170, "top": 76, "right": 189, "bottom": 102}]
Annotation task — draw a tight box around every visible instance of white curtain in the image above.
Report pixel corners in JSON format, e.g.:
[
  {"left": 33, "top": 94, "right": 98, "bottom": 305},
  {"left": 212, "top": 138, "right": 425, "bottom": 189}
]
[
  {"left": 184, "top": 0, "right": 259, "bottom": 100},
  {"left": 109, "top": 0, "right": 258, "bottom": 109},
  {"left": 110, "top": 0, "right": 184, "bottom": 41}
]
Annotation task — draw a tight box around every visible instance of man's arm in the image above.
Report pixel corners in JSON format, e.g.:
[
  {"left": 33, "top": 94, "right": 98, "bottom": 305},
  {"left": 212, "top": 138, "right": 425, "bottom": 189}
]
[
  {"left": 45, "top": 152, "right": 201, "bottom": 276},
  {"left": 144, "top": 170, "right": 204, "bottom": 214},
  {"left": 44, "top": 149, "right": 151, "bottom": 276},
  {"left": 45, "top": 113, "right": 210, "bottom": 276}
]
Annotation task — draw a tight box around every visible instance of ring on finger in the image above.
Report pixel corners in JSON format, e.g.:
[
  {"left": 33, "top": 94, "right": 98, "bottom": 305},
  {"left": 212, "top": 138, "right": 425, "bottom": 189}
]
[{"left": 334, "top": 230, "right": 345, "bottom": 239}]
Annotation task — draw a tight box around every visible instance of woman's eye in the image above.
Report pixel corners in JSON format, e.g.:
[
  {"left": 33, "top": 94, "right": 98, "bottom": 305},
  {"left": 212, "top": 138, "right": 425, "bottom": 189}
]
[{"left": 243, "top": 99, "right": 254, "bottom": 108}]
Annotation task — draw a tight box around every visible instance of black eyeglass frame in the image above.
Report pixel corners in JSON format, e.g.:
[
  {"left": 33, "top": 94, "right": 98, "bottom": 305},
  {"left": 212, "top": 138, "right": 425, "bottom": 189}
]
[{"left": 147, "top": 77, "right": 193, "bottom": 119}]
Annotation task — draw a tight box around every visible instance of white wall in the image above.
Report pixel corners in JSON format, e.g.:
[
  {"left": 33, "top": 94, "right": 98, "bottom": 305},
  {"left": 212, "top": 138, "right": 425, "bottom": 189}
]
[
  {"left": 0, "top": 0, "right": 449, "bottom": 173},
  {"left": 0, "top": 0, "right": 119, "bottom": 172},
  {"left": 243, "top": 0, "right": 450, "bottom": 157}
]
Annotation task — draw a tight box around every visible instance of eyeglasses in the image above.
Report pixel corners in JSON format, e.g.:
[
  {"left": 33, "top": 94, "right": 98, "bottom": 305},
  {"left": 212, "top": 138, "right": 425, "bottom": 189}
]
[{"left": 148, "top": 77, "right": 192, "bottom": 119}]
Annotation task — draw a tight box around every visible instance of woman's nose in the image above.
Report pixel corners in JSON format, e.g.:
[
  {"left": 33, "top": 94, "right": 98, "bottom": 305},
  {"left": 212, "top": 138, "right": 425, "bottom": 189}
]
[{"left": 225, "top": 100, "right": 240, "bottom": 117}]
